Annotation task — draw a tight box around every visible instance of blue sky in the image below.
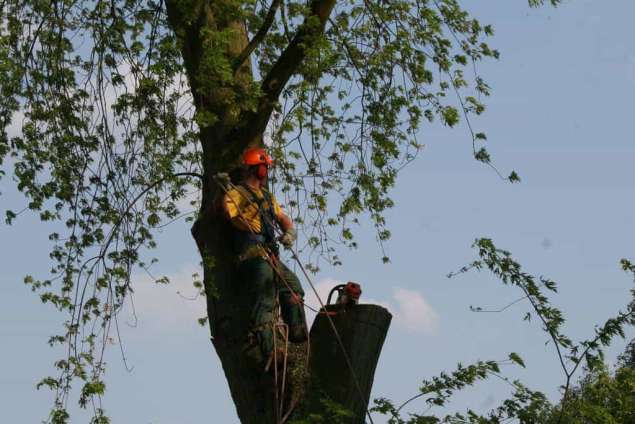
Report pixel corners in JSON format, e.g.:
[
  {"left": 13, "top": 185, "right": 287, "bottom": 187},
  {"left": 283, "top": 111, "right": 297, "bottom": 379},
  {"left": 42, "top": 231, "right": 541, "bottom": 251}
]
[{"left": 2, "top": 0, "right": 635, "bottom": 422}]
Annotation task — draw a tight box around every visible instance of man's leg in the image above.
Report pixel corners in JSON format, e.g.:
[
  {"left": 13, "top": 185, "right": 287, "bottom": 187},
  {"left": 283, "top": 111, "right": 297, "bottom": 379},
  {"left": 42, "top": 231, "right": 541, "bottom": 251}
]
[
  {"left": 277, "top": 262, "right": 308, "bottom": 342},
  {"left": 239, "top": 257, "right": 276, "bottom": 363}
]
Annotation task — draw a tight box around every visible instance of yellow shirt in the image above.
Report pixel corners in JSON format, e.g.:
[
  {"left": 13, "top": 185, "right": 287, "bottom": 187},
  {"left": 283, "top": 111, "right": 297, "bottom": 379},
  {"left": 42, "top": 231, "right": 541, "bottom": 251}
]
[{"left": 223, "top": 186, "right": 282, "bottom": 233}]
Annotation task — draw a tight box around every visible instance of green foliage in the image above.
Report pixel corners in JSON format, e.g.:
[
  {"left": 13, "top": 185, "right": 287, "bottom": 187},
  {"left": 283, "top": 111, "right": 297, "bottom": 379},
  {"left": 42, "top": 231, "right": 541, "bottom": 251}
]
[
  {"left": 265, "top": 0, "right": 507, "bottom": 265},
  {"left": 617, "top": 339, "right": 635, "bottom": 368},
  {"left": 50, "top": 408, "right": 70, "bottom": 424},
  {"left": 373, "top": 242, "right": 634, "bottom": 423},
  {"left": 289, "top": 397, "right": 354, "bottom": 424},
  {"left": 508, "top": 352, "right": 526, "bottom": 368},
  {"left": 0, "top": 0, "right": 566, "bottom": 421},
  {"left": 79, "top": 379, "right": 107, "bottom": 408},
  {"left": 528, "top": 0, "right": 564, "bottom": 7},
  {"left": 372, "top": 360, "right": 505, "bottom": 423},
  {"left": 1, "top": 0, "right": 202, "bottom": 418},
  {"left": 466, "top": 239, "right": 635, "bottom": 380},
  {"left": 373, "top": 368, "right": 550, "bottom": 423},
  {"left": 541, "top": 354, "right": 635, "bottom": 424}
]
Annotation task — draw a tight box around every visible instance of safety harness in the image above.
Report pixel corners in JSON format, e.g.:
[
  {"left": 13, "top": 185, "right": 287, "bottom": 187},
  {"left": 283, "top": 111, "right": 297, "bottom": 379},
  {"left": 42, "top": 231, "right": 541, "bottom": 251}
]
[{"left": 233, "top": 185, "right": 279, "bottom": 258}]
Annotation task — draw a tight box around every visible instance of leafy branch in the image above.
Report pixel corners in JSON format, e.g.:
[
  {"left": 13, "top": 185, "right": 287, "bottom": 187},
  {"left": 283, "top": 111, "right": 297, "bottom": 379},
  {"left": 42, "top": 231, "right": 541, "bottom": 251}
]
[
  {"left": 452, "top": 238, "right": 635, "bottom": 421},
  {"left": 373, "top": 238, "right": 634, "bottom": 423}
]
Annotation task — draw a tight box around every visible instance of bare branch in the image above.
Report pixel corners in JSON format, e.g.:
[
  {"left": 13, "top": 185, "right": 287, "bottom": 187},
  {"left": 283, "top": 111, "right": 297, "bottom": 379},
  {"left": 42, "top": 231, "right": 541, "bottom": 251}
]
[{"left": 470, "top": 296, "right": 529, "bottom": 313}]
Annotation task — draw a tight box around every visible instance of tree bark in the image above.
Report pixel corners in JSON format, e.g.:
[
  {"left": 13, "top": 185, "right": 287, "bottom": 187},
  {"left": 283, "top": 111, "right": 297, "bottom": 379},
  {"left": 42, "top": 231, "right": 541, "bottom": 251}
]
[{"left": 307, "top": 305, "right": 392, "bottom": 423}]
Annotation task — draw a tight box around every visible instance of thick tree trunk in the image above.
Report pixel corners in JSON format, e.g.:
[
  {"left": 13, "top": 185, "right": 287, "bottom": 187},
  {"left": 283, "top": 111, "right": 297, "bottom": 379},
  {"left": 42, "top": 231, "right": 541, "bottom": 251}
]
[
  {"left": 193, "top": 231, "right": 392, "bottom": 423},
  {"left": 165, "top": 1, "right": 391, "bottom": 422},
  {"left": 191, "top": 202, "right": 288, "bottom": 424}
]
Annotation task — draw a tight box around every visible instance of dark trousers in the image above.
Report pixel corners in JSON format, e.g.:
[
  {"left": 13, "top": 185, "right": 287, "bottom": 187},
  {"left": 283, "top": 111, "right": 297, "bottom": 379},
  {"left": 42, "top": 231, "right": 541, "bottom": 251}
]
[{"left": 238, "top": 257, "right": 307, "bottom": 359}]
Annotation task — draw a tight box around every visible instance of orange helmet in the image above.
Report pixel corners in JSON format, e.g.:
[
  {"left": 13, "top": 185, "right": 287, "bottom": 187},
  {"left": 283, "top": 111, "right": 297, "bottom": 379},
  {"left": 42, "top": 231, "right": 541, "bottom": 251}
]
[{"left": 243, "top": 147, "right": 273, "bottom": 166}]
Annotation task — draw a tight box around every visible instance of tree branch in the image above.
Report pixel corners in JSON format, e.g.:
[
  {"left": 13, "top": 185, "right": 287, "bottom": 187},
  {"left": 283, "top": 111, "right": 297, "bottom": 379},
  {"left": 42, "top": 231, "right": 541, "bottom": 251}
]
[
  {"left": 164, "top": 0, "right": 209, "bottom": 101},
  {"left": 261, "top": 0, "right": 335, "bottom": 104},
  {"left": 231, "top": 0, "right": 336, "bottom": 150},
  {"left": 233, "top": 0, "right": 282, "bottom": 72}
]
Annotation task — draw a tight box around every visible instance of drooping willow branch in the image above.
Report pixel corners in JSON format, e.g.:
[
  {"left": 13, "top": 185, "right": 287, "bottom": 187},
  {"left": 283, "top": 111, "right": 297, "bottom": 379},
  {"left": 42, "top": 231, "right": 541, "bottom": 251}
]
[
  {"left": 99, "top": 172, "right": 203, "bottom": 259},
  {"left": 71, "top": 171, "right": 203, "bottom": 352}
]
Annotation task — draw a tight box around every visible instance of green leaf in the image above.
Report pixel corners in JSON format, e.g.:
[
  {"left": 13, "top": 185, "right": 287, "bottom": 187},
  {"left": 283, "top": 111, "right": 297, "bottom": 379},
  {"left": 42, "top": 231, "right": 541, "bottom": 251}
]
[
  {"left": 5, "top": 209, "right": 16, "bottom": 224},
  {"left": 475, "top": 132, "right": 487, "bottom": 141},
  {"left": 509, "top": 352, "right": 526, "bottom": 368},
  {"left": 474, "top": 148, "right": 491, "bottom": 163},
  {"left": 441, "top": 106, "right": 460, "bottom": 127},
  {"left": 508, "top": 171, "right": 521, "bottom": 183}
]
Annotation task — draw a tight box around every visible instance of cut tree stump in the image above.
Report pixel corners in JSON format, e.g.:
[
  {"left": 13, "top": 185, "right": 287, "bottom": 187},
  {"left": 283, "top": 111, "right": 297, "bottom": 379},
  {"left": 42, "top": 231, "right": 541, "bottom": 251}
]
[{"left": 306, "top": 304, "right": 392, "bottom": 423}]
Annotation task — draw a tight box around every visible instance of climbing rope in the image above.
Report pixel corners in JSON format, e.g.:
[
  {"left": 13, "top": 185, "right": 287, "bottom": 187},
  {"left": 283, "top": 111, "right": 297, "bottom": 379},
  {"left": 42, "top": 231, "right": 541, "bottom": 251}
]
[
  {"left": 213, "top": 175, "right": 375, "bottom": 424},
  {"left": 269, "top": 300, "right": 290, "bottom": 423}
]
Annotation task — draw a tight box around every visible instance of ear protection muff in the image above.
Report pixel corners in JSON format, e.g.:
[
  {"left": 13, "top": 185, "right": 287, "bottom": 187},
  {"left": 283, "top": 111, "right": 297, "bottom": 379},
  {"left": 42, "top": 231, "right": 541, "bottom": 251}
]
[{"left": 256, "top": 164, "right": 268, "bottom": 179}]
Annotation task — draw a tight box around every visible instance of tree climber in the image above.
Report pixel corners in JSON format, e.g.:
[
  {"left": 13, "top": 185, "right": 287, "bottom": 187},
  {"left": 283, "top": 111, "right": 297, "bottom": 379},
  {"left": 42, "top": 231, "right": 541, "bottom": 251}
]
[{"left": 221, "top": 147, "right": 308, "bottom": 368}]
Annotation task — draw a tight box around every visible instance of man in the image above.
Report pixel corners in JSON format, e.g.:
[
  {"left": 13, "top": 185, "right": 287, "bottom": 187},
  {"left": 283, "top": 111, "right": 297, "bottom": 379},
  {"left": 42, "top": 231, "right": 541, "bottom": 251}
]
[{"left": 221, "top": 147, "right": 308, "bottom": 367}]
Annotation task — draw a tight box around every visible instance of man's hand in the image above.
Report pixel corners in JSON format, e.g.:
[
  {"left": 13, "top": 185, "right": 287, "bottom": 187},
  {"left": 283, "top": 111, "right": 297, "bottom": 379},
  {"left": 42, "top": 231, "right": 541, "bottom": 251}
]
[
  {"left": 213, "top": 172, "right": 231, "bottom": 187},
  {"left": 279, "top": 228, "right": 297, "bottom": 249}
]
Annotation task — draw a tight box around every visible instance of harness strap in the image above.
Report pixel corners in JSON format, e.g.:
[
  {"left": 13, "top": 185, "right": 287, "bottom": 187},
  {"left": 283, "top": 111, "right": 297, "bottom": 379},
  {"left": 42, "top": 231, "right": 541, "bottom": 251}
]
[{"left": 240, "top": 185, "right": 278, "bottom": 248}]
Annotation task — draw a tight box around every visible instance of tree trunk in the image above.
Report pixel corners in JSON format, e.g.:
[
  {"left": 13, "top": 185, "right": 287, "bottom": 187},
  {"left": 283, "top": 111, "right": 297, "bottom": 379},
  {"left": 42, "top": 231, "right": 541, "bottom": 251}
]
[{"left": 164, "top": 0, "right": 391, "bottom": 422}]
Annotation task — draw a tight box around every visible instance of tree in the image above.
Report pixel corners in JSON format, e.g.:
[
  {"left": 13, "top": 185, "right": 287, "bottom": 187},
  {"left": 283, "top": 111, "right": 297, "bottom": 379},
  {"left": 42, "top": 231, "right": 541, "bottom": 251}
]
[
  {"left": 617, "top": 338, "right": 635, "bottom": 369},
  {"left": 540, "top": 341, "right": 635, "bottom": 424},
  {"left": 552, "top": 366, "right": 635, "bottom": 423},
  {"left": 1, "top": 0, "right": 563, "bottom": 423},
  {"left": 369, "top": 242, "right": 635, "bottom": 424}
]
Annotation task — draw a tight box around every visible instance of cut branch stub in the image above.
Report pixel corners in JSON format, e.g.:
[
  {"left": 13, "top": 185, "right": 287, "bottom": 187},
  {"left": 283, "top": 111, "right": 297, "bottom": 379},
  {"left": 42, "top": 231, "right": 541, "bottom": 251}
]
[{"left": 307, "top": 304, "right": 392, "bottom": 423}]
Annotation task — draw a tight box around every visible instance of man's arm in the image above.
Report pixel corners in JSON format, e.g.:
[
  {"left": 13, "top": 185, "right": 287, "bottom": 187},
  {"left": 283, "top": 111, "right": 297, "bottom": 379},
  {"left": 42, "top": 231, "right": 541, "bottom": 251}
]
[
  {"left": 276, "top": 209, "right": 297, "bottom": 249},
  {"left": 276, "top": 210, "right": 294, "bottom": 233}
]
